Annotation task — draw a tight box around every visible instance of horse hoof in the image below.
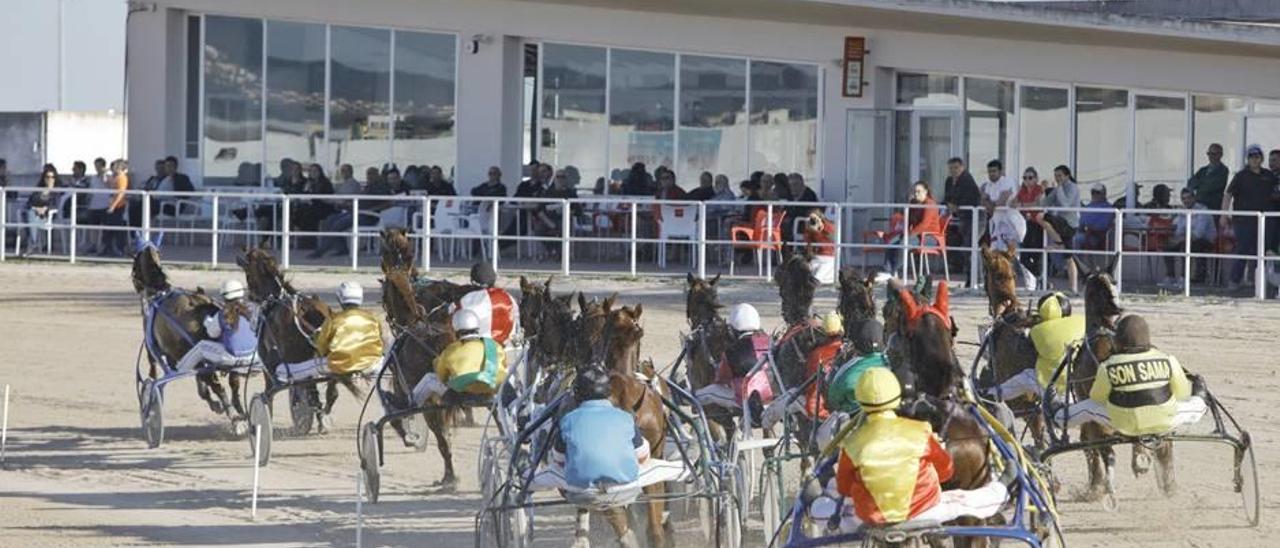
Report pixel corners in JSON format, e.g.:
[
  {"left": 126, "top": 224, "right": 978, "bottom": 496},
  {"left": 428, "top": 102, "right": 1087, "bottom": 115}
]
[
  {"left": 208, "top": 401, "right": 226, "bottom": 415},
  {"left": 231, "top": 419, "right": 250, "bottom": 437},
  {"left": 317, "top": 415, "right": 334, "bottom": 435},
  {"left": 1079, "top": 486, "right": 1107, "bottom": 503},
  {"left": 403, "top": 432, "right": 422, "bottom": 448},
  {"left": 1161, "top": 479, "right": 1179, "bottom": 498},
  {"left": 1133, "top": 453, "right": 1152, "bottom": 477},
  {"left": 434, "top": 476, "right": 459, "bottom": 492},
  {"left": 570, "top": 537, "right": 591, "bottom": 548}
]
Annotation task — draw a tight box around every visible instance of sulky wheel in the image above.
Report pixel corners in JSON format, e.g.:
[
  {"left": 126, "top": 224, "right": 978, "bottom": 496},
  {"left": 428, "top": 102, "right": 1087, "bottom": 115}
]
[
  {"left": 1236, "top": 436, "right": 1260, "bottom": 527},
  {"left": 139, "top": 380, "right": 164, "bottom": 449},
  {"left": 359, "top": 422, "right": 382, "bottom": 504},
  {"left": 288, "top": 386, "right": 315, "bottom": 436},
  {"left": 248, "top": 394, "right": 273, "bottom": 467},
  {"left": 760, "top": 459, "right": 784, "bottom": 542},
  {"left": 717, "top": 465, "right": 745, "bottom": 547}
]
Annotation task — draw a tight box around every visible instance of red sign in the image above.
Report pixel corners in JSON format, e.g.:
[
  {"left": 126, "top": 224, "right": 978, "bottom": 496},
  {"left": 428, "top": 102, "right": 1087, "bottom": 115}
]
[{"left": 842, "top": 37, "right": 867, "bottom": 98}]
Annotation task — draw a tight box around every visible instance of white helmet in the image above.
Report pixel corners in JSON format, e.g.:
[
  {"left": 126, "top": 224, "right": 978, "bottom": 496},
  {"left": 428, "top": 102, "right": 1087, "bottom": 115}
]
[
  {"left": 337, "top": 281, "right": 364, "bottom": 306},
  {"left": 452, "top": 309, "right": 481, "bottom": 332},
  {"left": 728, "top": 303, "right": 761, "bottom": 332},
  {"left": 220, "top": 279, "right": 246, "bottom": 301}
]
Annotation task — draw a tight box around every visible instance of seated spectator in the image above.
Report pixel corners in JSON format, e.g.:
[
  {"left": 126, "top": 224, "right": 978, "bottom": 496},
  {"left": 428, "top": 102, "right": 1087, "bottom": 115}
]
[
  {"left": 402, "top": 165, "right": 425, "bottom": 192},
  {"left": 707, "top": 175, "right": 737, "bottom": 217},
  {"left": 654, "top": 169, "right": 686, "bottom": 200},
  {"left": 294, "top": 164, "right": 335, "bottom": 246},
  {"left": 1039, "top": 165, "right": 1082, "bottom": 290},
  {"left": 771, "top": 173, "right": 792, "bottom": 202},
  {"left": 532, "top": 169, "right": 582, "bottom": 257},
  {"left": 1073, "top": 184, "right": 1115, "bottom": 250},
  {"left": 1162, "top": 187, "right": 1216, "bottom": 286},
  {"left": 20, "top": 165, "right": 61, "bottom": 256},
  {"left": 310, "top": 169, "right": 398, "bottom": 259},
  {"left": 1016, "top": 167, "right": 1046, "bottom": 275},
  {"left": 334, "top": 164, "right": 361, "bottom": 195},
  {"left": 426, "top": 165, "right": 457, "bottom": 196},
  {"left": 130, "top": 159, "right": 165, "bottom": 227},
  {"left": 782, "top": 173, "right": 819, "bottom": 250},
  {"left": 886, "top": 181, "right": 941, "bottom": 273},
  {"left": 472, "top": 165, "right": 508, "bottom": 198},
  {"left": 687, "top": 171, "right": 716, "bottom": 201}
]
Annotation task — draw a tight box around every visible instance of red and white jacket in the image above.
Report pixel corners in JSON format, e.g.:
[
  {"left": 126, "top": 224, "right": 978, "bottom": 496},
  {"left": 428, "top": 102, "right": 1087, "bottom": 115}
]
[{"left": 450, "top": 287, "right": 521, "bottom": 346}]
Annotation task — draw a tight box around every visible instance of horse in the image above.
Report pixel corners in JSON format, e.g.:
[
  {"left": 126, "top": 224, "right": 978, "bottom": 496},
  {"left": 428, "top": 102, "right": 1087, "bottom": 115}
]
[
  {"left": 772, "top": 254, "right": 826, "bottom": 391},
  {"left": 836, "top": 267, "right": 878, "bottom": 339},
  {"left": 380, "top": 227, "right": 418, "bottom": 278},
  {"left": 131, "top": 244, "right": 243, "bottom": 427},
  {"left": 683, "top": 273, "right": 738, "bottom": 440},
  {"left": 978, "top": 245, "right": 1043, "bottom": 447},
  {"left": 892, "top": 281, "right": 997, "bottom": 547},
  {"left": 380, "top": 268, "right": 468, "bottom": 488},
  {"left": 235, "top": 247, "right": 345, "bottom": 434}
]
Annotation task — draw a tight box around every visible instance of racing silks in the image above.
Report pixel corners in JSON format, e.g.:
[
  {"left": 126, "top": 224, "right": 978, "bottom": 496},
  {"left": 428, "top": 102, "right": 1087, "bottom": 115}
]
[
  {"left": 836, "top": 411, "right": 954, "bottom": 524},
  {"left": 1089, "top": 348, "right": 1191, "bottom": 436}
]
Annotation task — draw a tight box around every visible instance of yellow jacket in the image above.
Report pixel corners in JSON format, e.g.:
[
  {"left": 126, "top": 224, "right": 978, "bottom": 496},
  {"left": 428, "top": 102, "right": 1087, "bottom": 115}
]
[
  {"left": 315, "top": 308, "right": 384, "bottom": 374},
  {"left": 434, "top": 336, "right": 508, "bottom": 395},
  {"left": 1089, "top": 348, "right": 1191, "bottom": 436},
  {"left": 1029, "top": 315, "right": 1085, "bottom": 390}
]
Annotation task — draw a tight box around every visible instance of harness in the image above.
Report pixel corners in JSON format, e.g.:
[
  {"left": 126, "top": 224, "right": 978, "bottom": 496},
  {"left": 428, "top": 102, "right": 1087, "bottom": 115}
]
[
  {"left": 141, "top": 288, "right": 203, "bottom": 370},
  {"left": 255, "top": 290, "right": 321, "bottom": 363}
]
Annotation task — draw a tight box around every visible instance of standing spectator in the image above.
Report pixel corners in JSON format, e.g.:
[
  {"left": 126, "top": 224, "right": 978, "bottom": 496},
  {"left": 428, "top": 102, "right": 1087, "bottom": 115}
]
[
  {"left": 20, "top": 165, "right": 60, "bottom": 256},
  {"left": 1188, "top": 143, "right": 1229, "bottom": 211},
  {"left": 100, "top": 159, "right": 130, "bottom": 257},
  {"left": 64, "top": 160, "right": 90, "bottom": 220},
  {"left": 1162, "top": 188, "right": 1216, "bottom": 287},
  {"left": 621, "top": 162, "right": 654, "bottom": 196},
  {"left": 943, "top": 157, "right": 981, "bottom": 273},
  {"left": 1073, "top": 184, "right": 1114, "bottom": 251},
  {"left": 654, "top": 169, "right": 686, "bottom": 200},
  {"left": 686, "top": 171, "right": 716, "bottom": 201},
  {"left": 1269, "top": 149, "right": 1280, "bottom": 252},
  {"left": 1016, "top": 167, "right": 1045, "bottom": 275},
  {"left": 1040, "top": 165, "right": 1082, "bottom": 290},
  {"left": 334, "top": 164, "right": 361, "bottom": 195},
  {"left": 982, "top": 159, "right": 1032, "bottom": 287},
  {"left": 83, "top": 158, "right": 112, "bottom": 254},
  {"left": 1220, "top": 144, "right": 1278, "bottom": 291},
  {"left": 131, "top": 159, "right": 165, "bottom": 227}
]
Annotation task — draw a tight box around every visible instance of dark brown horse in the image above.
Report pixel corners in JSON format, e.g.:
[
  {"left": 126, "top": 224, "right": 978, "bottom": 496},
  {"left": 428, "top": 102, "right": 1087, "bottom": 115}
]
[
  {"left": 979, "top": 245, "right": 1043, "bottom": 447},
  {"left": 131, "top": 245, "right": 239, "bottom": 425},
  {"left": 380, "top": 268, "right": 465, "bottom": 487},
  {"left": 236, "top": 247, "right": 343, "bottom": 433},
  {"left": 836, "top": 267, "right": 877, "bottom": 334},
  {"left": 772, "top": 254, "right": 825, "bottom": 391},
  {"left": 380, "top": 227, "right": 419, "bottom": 277},
  {"left": 684, "top": 273, "right": 732, "bottom": 392}
]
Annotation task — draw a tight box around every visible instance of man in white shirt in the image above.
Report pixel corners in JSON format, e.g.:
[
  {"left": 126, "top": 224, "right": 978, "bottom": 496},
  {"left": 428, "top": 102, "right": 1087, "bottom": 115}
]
[
  {"left": 1162, "top": 187, "right": 1217, "bottom": 286},
  {"left": 981, "top": 159, "right": 1034, "bottom": 288},
  {"left": 83, "top": 157, "right": 113, "bottom": 254}
]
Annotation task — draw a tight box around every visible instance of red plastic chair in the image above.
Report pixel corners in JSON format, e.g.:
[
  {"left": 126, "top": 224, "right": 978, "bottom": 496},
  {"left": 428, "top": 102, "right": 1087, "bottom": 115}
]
[
  {"left": 730, "top": 209, "right": 786, "bottom": 276},
  {"left": 911, "top": 214, "right": 951, "bottom": 282}
]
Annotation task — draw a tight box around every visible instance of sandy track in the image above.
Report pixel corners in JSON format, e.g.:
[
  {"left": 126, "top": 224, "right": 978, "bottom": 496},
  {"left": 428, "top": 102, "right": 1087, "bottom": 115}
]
[{"left": 0, "top": 262, "right": 1274, "bottom": 547}]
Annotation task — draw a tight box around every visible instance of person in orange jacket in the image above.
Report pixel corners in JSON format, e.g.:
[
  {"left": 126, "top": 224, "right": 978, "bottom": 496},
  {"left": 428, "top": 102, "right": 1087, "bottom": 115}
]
[{"left": 763, "top": 311, "right": 845, "bottom": 429}]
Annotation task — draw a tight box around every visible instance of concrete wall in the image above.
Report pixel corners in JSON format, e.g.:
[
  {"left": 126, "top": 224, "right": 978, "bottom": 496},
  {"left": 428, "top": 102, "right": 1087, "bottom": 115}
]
[
  {"left": 0, "top": 0, "right": 126, "bottom": 112},
  {"left": 128, "top": 0, "right": 1280, "bottom": 198},
  {"left": 46, "top": 111, "right": 126, "bottom": 172}
]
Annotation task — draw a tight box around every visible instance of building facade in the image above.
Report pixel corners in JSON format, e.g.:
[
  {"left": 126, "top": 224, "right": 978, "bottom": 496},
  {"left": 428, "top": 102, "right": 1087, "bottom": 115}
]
[{"left": 125, "top": 0, "right": 1280, "bottom": 208}]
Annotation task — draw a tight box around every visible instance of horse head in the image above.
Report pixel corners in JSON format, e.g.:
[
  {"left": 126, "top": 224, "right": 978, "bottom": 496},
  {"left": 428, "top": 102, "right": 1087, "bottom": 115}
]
[
  {"left": 1076, "top": 254, "right": 1123, "bottom": 333},
  {"left": 519, "top": 276, "right": 553, "bottom": 338},
  {"left": 381, "top": 270, "right": 424, "bottom": 330},
  {"left": 603, "top": 301, "right": 644, "bottom": 374},
  {"left": 237, "top": 246, "right": 292, "bottom": 301},
  {"left": 296, "top": 293, "right": 332, "bottom": 335},
  {"left": 130, "top": 242, "right": 169, "bottom": 296},
  {"left": 897, "top": 280, "right": 962, "bottom": 399},
  {"left": 380, "top": 228, "right": 417, "bottom": 276},
  {"left": 837, "top": 267, "right": 877, "bottom": 325},
  {"left": 684, "top": 273, "right": 722, "bottom": 328},
  {"left": 980, "top": 243, "right": 1020, "bottom": 317},
  {"left": 774, "top": 253, "right": 817, "bottom": 326}
]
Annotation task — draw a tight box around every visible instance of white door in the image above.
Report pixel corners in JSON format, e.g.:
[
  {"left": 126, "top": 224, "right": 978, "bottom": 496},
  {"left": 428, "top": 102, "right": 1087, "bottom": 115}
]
[
  {"left": 911, "top": 111, "right": 963, "bottom": 199},
  {"left": 845, "top": 109, "right": 892, "bottom": 204}
]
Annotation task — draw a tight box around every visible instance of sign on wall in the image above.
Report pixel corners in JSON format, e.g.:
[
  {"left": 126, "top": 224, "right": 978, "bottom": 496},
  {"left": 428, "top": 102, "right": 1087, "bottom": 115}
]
[{"left": 842, "top": 37, "right": 867, "bottom": 98}]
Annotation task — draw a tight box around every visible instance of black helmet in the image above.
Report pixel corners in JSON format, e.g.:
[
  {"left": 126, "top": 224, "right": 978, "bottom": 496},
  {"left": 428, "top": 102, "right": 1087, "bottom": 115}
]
[
  {"left": 852, "top": 320, "right": 884, "bottom": 354},
  {"left": 470, "top": 261, "right": 497, "bottom": 287},
  {"left": 1114, "top": 315, "right": 1152, "bottom": 353},
  {"left": 574, "top": 365, "right": 612, "bottom": 402}
]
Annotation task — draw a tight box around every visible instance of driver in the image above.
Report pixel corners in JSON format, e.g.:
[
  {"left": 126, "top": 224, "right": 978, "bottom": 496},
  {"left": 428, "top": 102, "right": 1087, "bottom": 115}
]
[
  {"left": 411, "top": 309, "right": 508, "bottom": 405},
  {"left": 694, "top": 303, "right": 773, "bottom": 413},
  {"left": 449, "top": 261, "right": 521, "bottom": 346},
  {"left": 986, "top": 292, "right": 1085, "bottom": 401},
  {"left": 276, "top": 281, "right": 383, "bottom": 382},
  {"left": 174, "top": 280, "right": 260, "bottom": 372},
  {"left": 824, "top": 320, "right": 888, "bottom": 415},
  {"left": 763, "top": 311, "right": 845, "bottom": 428}
]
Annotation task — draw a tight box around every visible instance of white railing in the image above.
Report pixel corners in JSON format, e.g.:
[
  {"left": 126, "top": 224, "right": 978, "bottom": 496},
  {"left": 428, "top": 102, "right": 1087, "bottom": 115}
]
[{"left": 1, "top": 186, "right": 1276, "bottom": 301}]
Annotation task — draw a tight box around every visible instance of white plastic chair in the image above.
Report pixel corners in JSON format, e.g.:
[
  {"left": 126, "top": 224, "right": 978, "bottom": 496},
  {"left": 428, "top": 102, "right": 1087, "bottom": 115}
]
[
  {"left": 432, "top": 198, "right": 486, "bottom": 262},
  {"left": 657, "top": 205, "right": 698, "bottom": 269},
  {"left": 153, "top": 198, "right": 206, "bottom": 245},
  {"left": 14, "top": 208, "right": 60, "bottom": 256}
]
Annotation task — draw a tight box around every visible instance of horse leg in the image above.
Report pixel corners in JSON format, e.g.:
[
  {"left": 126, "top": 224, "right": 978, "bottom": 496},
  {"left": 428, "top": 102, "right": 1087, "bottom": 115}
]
[
  {"left": 228, "top": 373, "right": 247, "bottom": 419},
  {"left": 1080, "top": 423, "right": 1108, "bottom": 501},
  {"left": 426, "top": 409, "right": 457, "bottom": 490},
  {"left": 1154, "top": 440, "right": 1177, "bottom": 496},
  {"left": 1028, "top": 409, "right": 1047, "bottom": 452},
  {"left": 207, "top": 375, "right": 235, "bottom": 420},
  {"left": 603, "top": 507, "right": 638, "bottom": 548},
  {"left": 195, "top": 372, "right": 224, "bottom": 414},
  {"left": 643, "top": 482, "right": 670, "bottom": 548}
]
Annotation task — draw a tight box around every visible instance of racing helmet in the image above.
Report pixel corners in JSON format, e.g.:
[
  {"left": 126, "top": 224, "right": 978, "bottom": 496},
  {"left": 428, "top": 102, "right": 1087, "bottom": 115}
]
[
  {"left": 451, "top": 308, "right": 482, "bottom": 333},
  {"left": 855, "top": 368, "right": 902, "bottom": 413},
  {"left": 821, "top": 311, "right": 844, "bottom": 336},
  {"left": 727, "top": 303, "right": 761, "bottom": 332},
  {"left": 470, "top": 261, "right": 497, "bottom": 288},
  {"left": 851, "top": 320, "right": 884, "bottom": 354},
  {"left": 574, "top": 365, "right": 613, "bottom": 402},
  {"left": 1037, "top": 292, "right": 1071, "bottom": 320},
  {"left": 337, "top": 281, "right": 363, "bottom": 306},
  {"left": 220, "top": 279, "right": 246, "bottom": 301}
]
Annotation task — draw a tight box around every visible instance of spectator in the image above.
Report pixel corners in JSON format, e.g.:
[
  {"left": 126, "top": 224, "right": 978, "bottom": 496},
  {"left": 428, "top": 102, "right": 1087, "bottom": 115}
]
[
  {"left": 516, "top": 163, "right": 550, "bottom": 198},
  {"left": 311, "top": 168, "right": 397, "bottom": 259},
  {"left": 706, "top": 174, "right": 737, "bottom": 218},
  {"left": 732, "top": 179, "right": 765, "bottom": 266},
  {"left": 402, "top": 165, "right": 425, "bottom": 192},
  {"left": 292, "top": 164, "right": 335, "bottom": 246},
  {"left": 130, "top": 159, "right": 165, "bottom": 227},
  {"left": 943, "top": 157, "right": 981, "bottom": 274},
  {"left": 981, "top": 159, "right": 1024, "bottom": 252},
  {"left": 504, "top": 163, "right": 550, "bottom": 249},
  {"left": 1074, "top": 184, "right": 1114, "bottom": 251},
  {"left": 1220, "top": 144, "right": 1278, "bottom": 291},
  {"left": 803, "top": 206, "right": 838, "bottom": 285},
  {"left": 771, "top": 173, "right": 792, "bottom": 202},
  {"left": 100, "top": 159, "right": 130, "bottom": 257},
  {"left": 885, "top": 181, "right": 941, "bottom": 273},
  {"left": 654, "top": 169, "right": 686, "bottom": 200},
  {"left": 533, "top": 169, "right": 582, "bottom": 257},
  {"left": 20, "top": 165, "right": 60, "bottom": 256},
  {"left": 63, "top": 160, "right": 89, "bottom": 219},
  {"left": 592, "top": 176, "right": 607, "bottom": 195},
  {"left": 274, "top": 158, "right": 306, "bottom": 193},
  {"left": 1040, "top": 165, "right": 1082, "bottom": 289},
  {"left": 426, "top": 165, "right": 456, "bottom": 196},
  {"left": 0, "top": 159, "right": 9, "bottom": 200},
  {"left": 1162, "top": 188, "right": 1216, "bottom": 287},
  {"left": 621, "top": 162, "right": 654, "bottom": 196},
  {"left": 82, "top": 158, "right": 112, "bottom": 254},
  {"left": 563, "top": 165, "right": 582, "bottom": 190},
  {"left": 334, "top": 164, "right": 361, "bottom": 195},
  {"left": 1016, "top": 167, "right": 1045, "bottom": 275},
  {"left": 781, "top": 173, "right": 818, "bottom": 252},
  {"left": 1269, "top": 149, "right": 1280, "bottom": 251},
  {"left": 1188, "top": 143, "right": 1229, "bottom": 211},
  {"left": 472, "top": 166, "right": 507, "bottom": 198},
  {"left": 156, "top": 156, "right": 195, "bottom": 217},
  {"left": 686, "top": 171, "right": 716, "bottom": 201}
]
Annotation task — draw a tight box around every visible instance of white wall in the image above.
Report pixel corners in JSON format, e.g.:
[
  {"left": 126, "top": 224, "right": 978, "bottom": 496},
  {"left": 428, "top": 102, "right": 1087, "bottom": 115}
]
[
  {"left": 46, "top": 110, "right": 126, "bottom": 169},
  {"left": 0, "top": 0, "right": 125, "bottom": 112}
]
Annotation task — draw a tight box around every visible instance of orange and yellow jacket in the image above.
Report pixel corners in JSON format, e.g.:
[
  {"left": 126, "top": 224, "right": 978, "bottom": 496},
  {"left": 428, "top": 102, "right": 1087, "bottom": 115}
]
[
  {"left": 803, "top": 336, "right": 845, "bottom": 418},
  {"left": 836, "top": 411, "right": 954, "bottom": 524}
]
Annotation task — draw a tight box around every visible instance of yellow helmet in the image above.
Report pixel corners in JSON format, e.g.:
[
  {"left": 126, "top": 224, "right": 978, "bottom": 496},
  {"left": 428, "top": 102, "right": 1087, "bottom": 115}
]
[
  {"left": 1037, "top": 292, "right": 1070, "bottom": 320},
  {"left": 821, "top": 311, "right": 844, "bottom": 336},
  {"left": 855, "top": 368, "right": 902, "bottom": 413}
]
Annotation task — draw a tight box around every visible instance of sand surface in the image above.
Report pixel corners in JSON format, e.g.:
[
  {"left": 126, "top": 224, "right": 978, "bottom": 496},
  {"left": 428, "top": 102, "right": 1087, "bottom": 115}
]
[{"left": 0, "top": 261, "right": 1274, "bottom": 547}]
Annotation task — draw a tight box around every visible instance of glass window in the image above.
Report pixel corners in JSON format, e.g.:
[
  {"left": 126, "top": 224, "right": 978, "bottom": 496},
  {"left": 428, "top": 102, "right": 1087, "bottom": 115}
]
[
  {"left": 540, "top": 43, "right": 607, "bottom": 188},
  {"left": 609, "top": 49, "right": 675, "bottom": 184},
  {"left": 328, "top": 26, "right": 390, "bottom": 177},
  {"left": 1018, "top": 86, "right": 1069, "bottom": 182},
  {"left": 203, "top": 16, "right": 263, "bottom": 186},
  {"left": 1133, "top": 95, "right": 1187, "bottom": 204},
  {"left": 896, "top": 72, "right": 959, "bottom": 107},
  {"left": 677, "top": 55, "right": 747, "bottom": 184},
  {"left": 265, "top": 21, "right": 327, "bottom": 183},
  {"left": 1075, "top": 87, "right": 1130, "bottom": 205},
  {"left": 964, "top": 77, "right": 1014, "bottom": 171},
  {"left": 1193, "top": 95, "right": 1246, "bottom": 173},
  {"left": 393, "top": 31, "right": 457, "bottom": 179},
  {"left": 185, "top": 15, "right": 201, "bottom": 160},
  {"left": 749, "top": 61, "right": 819, "bottom": 181},
  {"left": 893, "top": 111, "right": 912, "bottom": 200}
]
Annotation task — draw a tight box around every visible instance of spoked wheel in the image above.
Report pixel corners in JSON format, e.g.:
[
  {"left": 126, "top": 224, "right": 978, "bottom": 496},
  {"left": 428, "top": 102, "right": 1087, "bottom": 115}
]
[
  {"left": 498, "top": 508, "right": 531, "bottom": 548},
  {"left": 717, "top": 466, "right": 745, "bottom": 547},
  {"left": 248, "top": 395, "right": 273, "bottom": 467},
  {"left": 359, "top": 422, "right": 382, "bottom": 504},
  {"left": 1236, "top": 436, "right": 1260, "bottom": 527},
  {"left": 288, "top": 386, "right": 315, "bottom": 436},
  {"left": 760, "top": 460, "right": 784, "bottom": 542},
  {"left": 475, "top": 509, "right": 497, "bottom": 548},
  {"left": 139, "top": 379, "right": 164, "bottom": 449}
]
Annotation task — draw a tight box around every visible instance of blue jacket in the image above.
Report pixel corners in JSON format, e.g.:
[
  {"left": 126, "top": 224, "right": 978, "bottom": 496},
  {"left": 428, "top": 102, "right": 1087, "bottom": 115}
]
[
  {"left": 1079, "top": 201, "right": 1114, "bottom": 233},
  {"left": 556, "top": 399, "right": 644, "bottom": 488},
  {"left": 220, "top": 315, "right": 259, "bottom": 357}
]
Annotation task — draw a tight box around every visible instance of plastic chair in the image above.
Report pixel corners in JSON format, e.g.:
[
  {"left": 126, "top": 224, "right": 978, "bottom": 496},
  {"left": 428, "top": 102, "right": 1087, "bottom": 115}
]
[
  {"left": 910, "top": 214, "right": 951, "bottom": 283},
  {"left": 861, "top": 212, "right": 905, "bottom": 272},
  {"left": 431, "top": 198, "right": 486, "bottom": 262},
  {"left": 14, "top": 208, "right": 60, "bottom": 256},
  {"left": 729, "top": 209, "right": 786, "bottom": 277},
  {"left": 657, "top": 205, "right": 698, "bottom": 269},
  {"left": 152, "top": 198, "right": 206, "bottom": 245}
]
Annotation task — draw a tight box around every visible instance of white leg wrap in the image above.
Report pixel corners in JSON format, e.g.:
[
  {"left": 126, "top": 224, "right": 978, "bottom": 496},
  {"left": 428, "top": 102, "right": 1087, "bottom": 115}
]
[
  {"left": 277, "top": 358, "right": 327, "bottom": 382},
  {"left": 411, "top": 373, "right": 448, "bottom": 406}
]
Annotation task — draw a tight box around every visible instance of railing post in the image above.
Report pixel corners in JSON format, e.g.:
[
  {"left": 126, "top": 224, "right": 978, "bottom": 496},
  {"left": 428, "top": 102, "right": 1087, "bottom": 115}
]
[
  {"left": 281, "top": 196, "right": 292, "bottom": 269},
  {"left": 0, "top": 190, "right": 7, "bottom": 262},
  {"left": 141, "top": 191, "right": 152, "bottom": 244},
  {"left": 69, "top": 190, "right": 78, "bottom": 264},
  {"left": 561, "top": 199, "right": 571, "bottom": 276},
  {"left": 490, "top": 199, "right": 500, "bottom": 273},
  {"left": 1183, "top": 210, "right": 1192, "bottom": 297},
  {"left": 697, "top": 202, "right": 707, "bottom": 279},
  {"left": 1255, "top": 212, "right": 1266, "bottom": 301},
  {"left": 1113, "top": 209, "right": 1124, "bottom": 295},
  {"left": 422, "top": 197, "right": 432, "bottom": 273},
  {"left": 765, "top": 203, "right": 774, "bottom": 280},
  {"left": 629, "top": 202, "right": 638, "bottom": 277},
  {"left": 969, "top": 206, "right": 980, "bottom": 288},
  {"left": 901, "top": 204, "right": 911, "bottom": 280},
  {"left": 211, "top": 195, "right": 220, "bottom": 267},
  {"left": 833, "top": 205, "right": 843, "bottom": 275},
  {"left": 351, "top": 198, "right": 361, "bottom": 271}
]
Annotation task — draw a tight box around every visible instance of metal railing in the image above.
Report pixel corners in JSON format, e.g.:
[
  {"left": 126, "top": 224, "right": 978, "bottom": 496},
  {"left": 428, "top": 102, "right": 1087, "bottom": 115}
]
[{"left": 1, "top": 187, "right": 1277, "bottom": 300}]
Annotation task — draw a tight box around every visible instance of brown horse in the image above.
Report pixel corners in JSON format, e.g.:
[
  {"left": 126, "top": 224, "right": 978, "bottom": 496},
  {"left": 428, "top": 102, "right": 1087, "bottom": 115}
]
[
  {"left": 772, "top": 254, "right": 825, "bottom": 391},
  {"left": 893, "top": 282, "right": 996, "bottom": 547},
  {"left": 380, "top": 268, "right": 466, "bottom": 487},
  {"left": 131, "top": 245, "right": 240, "bottom": 425},
  {"left": 380, "top": 227, "right": 419, "bottom": 277},
  {"left": 684, "top": 273, "right": 732, "bottom": 392},
  {"left": 236, "top": 247, "right": 344, "bottom": 433},
  {"left": 836, "top": 267, "right": 877, "bottom": 334},
  {"left": 594, "top": 300, "right": 672, "bottom": 548},
  {"left": 978, "top": 245, "right": 1044, "bottom": 447}
]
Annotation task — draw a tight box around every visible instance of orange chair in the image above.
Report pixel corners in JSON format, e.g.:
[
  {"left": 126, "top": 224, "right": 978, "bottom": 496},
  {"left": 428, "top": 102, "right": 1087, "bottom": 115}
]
[
  {"left": 730, "top": 208, "right": 786, "bottom": 277},
  {"left": 910, "top": 214, "right": 951, "bottom": 282}
]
